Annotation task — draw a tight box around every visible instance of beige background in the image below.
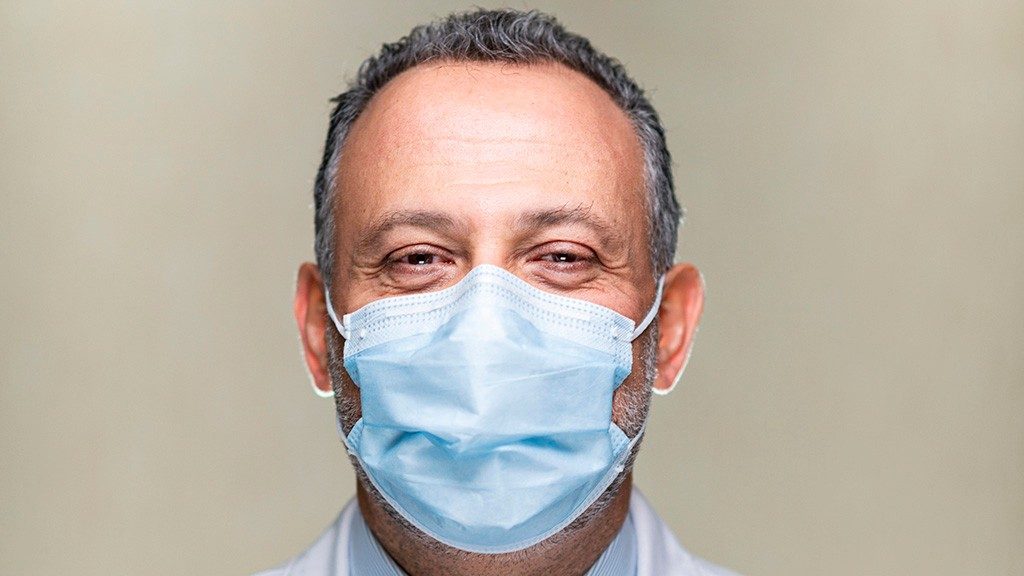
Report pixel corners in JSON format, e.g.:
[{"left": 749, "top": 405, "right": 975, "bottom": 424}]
[{"left": 2, "top": 2, "right": 1022, "bottom": 575}]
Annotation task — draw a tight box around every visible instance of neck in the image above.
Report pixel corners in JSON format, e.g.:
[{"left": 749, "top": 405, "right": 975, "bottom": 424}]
[{"left": 356, "top": 473, "right": 633, "bottom": 576}]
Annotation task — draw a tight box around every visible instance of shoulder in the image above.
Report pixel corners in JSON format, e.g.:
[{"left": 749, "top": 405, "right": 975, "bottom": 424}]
[
  {"left": 250, "top": 499, "right": 357, "bottom": 576},
  {"left": 630, "top": 487, "right": 743, "bottom": 576}
]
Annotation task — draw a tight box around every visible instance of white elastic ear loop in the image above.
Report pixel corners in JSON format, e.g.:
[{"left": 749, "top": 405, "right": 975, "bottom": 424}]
[
  {"left": 629, "top": 275, "right": 666, "bottom": 341},
  {"left": 652, "top": 329, "right": 694, "bottom": 396},
  {"left": 323, "top": 287, "right": 348, "bottom": 338},
  {"left": 308, "top": 286, "right": 344, "bottom": 399},
  {"left": 652, "top": 270, "right": 704, "bottom": 396},
  {"left": 632, "top": 275, "right": 680, "bottom": 396}
]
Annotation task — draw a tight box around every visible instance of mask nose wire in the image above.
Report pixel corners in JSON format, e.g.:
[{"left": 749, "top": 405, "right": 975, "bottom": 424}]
[{"left": 630, "top": 275, "right": 666, "bottom": 341}]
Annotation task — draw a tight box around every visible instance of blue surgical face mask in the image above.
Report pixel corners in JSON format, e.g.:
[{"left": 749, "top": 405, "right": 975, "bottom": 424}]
[{"left": 325, "top": 265, "right": 663, "bottom": 554}]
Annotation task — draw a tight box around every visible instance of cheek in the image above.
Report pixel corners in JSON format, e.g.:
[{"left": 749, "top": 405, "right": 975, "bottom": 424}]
[
  {"left": 610, "top": 330, "right": 656, "bottom": 437},
  {"left": 327, "top": 336, "right": 363, "bottom": 435},
  {"left": 335, "top": 373, "right": 362, "bottom": 436}
]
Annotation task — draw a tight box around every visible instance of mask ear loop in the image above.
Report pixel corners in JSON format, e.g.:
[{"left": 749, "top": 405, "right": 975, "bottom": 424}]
[
  {"left": 310, "top": 380, "right": 336, "bottom": 398},
  {"left": 629, "top": 275, "right": 688, "bottom": 396},
  {"left": 308, "top": 286, "right": 346, "bottom": 399},
  {"left": 652, "top": 269, "right": 703, "bottom": 396},
  {"left": 629, "top": 275, "right": 666, "bottom": 341},
  {"left": 652, "top": 331, "right": 694, "bottom": 396}
]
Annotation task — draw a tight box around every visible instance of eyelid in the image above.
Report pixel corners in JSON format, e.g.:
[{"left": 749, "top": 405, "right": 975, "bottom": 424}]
[
  {"left": 381, "top": 245, "right": 458, "bottom": 294},
  {"left": 387, "top": 244, "right": 454, "bottom": 263},
  {"left": 532, "top": 241, "right": 598, "bottom": 261}
]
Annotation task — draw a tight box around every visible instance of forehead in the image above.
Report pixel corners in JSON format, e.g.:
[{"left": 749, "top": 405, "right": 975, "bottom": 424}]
[
  {"left": 344, "top": 60, "right": 640, "bottom": 158},
  {"left": 331, "top": 61, "right": 649, "bottom": 268}
]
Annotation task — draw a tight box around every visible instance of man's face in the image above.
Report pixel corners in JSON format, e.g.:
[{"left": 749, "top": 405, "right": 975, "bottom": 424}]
[
  {"left": 328, "top": 61, "right": 658, "bottom": 435},
  {"left": 293, "top": 59, "right": 705, "bottom": 568}
]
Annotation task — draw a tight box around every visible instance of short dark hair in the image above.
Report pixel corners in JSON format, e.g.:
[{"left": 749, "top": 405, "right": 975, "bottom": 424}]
[{"left": 313, "top": 8, "right": 681, "bottom": 287}]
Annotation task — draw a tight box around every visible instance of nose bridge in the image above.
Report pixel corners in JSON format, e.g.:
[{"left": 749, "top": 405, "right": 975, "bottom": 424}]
[
  {"left": 466, "top": 230, "right": 510, "bottom": 271},
  {"left": 458, "top": 198, "right": 517, "bottom": 271}
]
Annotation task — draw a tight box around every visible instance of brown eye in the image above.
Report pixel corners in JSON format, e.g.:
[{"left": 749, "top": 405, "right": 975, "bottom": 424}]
[
  {"left": 548, "top": 252, "right": 579, "bottom": 263},
  {"left": 404, "top": 252, "right": 435, "bottom": 265},
  {"left": 542, "top": 251, "right": 585, "bottom": 264}
]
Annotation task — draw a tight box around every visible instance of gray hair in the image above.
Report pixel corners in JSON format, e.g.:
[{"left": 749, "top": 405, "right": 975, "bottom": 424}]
[{"left": 313, "top": 8, "right": 682, "bottom": 286}]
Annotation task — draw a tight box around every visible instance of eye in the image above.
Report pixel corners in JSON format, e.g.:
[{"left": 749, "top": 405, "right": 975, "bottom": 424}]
[
  {"left": 532, "top": 243, "right": 597, "bottom": 270},
  {"left": 401, "top": 252, "right": 437, "bottom": 265},
  {"left": 384, "top": 245, "right": 456, "bottom": 280},
  {"left": 543, "top": 252, "right": 581, "bottom": 264},
  {"left": 527, "top": 243, "right": 601, "bottom": 289}
]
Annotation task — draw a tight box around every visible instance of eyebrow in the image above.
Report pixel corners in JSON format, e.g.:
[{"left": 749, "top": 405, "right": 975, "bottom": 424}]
[
  {"left": 513, "top": 204, "right": 627, "bottom": 254},
  {"left": 355, "top": 209, "right": 467, "bottom": 255},
  {"left": 354, "top": 204, "right": 627, "bottom": 257}
]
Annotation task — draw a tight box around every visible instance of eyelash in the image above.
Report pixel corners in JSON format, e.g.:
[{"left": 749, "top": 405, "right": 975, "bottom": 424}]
[
  {"left": 386, "top": 247, "right": 454, "bottom": 271},
  {"left": 537, "top": 250, "right": 591, "bottom": 268}
]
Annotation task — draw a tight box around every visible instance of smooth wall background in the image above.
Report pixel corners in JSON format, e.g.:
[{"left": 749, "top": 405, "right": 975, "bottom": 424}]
[{"left": 2, "top": 2, "right": 1022, "bottom": 575}]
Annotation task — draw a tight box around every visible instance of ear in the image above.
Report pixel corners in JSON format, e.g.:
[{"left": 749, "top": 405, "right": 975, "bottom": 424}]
[
  {"left": 294, "top": 262, "right": 334, "bottom": 397},
  {"left": 654, "top": 263, "right": 705, "bottom": 395}
]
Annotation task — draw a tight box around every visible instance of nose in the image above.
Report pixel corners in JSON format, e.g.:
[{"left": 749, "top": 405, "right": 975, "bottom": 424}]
[{"left": 465, "top": 237, "right": 514, "bottom": 277}]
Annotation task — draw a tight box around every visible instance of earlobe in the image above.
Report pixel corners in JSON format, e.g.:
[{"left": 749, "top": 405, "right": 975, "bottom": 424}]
[
  {"left": 294, "top": 263, "right": 335, "bottom": 397},
  {"left": 653, "top": 263, "right": 705, "bottom": 395}
]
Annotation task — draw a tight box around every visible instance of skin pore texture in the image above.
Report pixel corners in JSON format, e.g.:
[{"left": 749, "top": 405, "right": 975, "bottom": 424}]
[{"left": 294, "top": 61, "right": 705, "bottom": 576}]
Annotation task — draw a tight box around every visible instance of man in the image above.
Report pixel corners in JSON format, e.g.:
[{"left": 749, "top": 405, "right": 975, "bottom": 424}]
[{"left": 266, "top": 8, "right": 738, "bottom": 576}]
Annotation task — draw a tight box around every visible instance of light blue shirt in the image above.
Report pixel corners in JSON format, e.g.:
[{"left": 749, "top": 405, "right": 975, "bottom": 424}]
[{"left": 348, "top": 506, "right": 637, "bottom": 576}]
